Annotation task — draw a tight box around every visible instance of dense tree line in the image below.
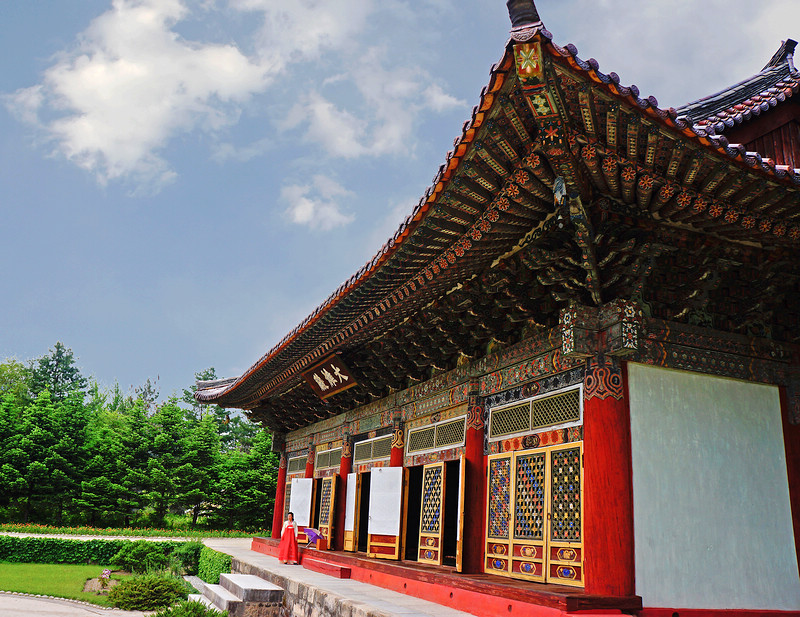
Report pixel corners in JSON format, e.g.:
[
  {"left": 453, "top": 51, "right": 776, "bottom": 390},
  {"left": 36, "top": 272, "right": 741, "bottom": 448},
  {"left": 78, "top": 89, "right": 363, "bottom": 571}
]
[{"left": 0, "top": 343, "right": 278, "bottom": 530}]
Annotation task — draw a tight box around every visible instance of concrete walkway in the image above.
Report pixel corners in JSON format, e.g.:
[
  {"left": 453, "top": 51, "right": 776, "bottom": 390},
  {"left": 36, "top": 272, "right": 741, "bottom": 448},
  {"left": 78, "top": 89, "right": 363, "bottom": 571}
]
[
  {"left": 0, "top": 592, "right": 151, "bottom": 617},
  {"left": 203, "top": 537, "right": 475, "bottom": 617}
]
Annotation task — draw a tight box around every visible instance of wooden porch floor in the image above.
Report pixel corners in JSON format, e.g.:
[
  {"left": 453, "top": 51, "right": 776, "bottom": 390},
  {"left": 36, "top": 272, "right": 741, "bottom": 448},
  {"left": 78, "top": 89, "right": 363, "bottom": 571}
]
[{"left": 251, "top": 537, "right": 642, "bottom": 614}]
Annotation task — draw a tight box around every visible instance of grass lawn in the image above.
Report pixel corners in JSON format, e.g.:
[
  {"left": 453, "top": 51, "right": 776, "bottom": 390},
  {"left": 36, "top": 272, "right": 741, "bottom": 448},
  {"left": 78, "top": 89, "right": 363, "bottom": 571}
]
[{"left": 0, "top": 562, "right": 124, "bottom": 607}]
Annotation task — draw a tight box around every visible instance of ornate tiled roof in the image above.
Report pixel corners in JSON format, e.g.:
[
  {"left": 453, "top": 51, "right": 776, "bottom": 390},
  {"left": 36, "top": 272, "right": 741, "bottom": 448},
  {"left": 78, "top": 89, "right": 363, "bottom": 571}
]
[
  {"left": 673, "top": 39, "right": 800, "bottom": 137},
  {"left": 197, "top": 1, "right": 800, "bottom": 432}
]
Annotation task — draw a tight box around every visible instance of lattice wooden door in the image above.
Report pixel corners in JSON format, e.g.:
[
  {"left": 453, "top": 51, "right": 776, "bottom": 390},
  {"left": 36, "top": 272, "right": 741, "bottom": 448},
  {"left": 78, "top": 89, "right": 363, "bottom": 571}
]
[
  {"left": 484, "top": 444, "right": 583, "bottom": 586},
  {"left": 318, "top": 475, "right": 338, "bottom": 549},
  {"left": 417, "top": 462, "right": 445, "bottom": 565}
]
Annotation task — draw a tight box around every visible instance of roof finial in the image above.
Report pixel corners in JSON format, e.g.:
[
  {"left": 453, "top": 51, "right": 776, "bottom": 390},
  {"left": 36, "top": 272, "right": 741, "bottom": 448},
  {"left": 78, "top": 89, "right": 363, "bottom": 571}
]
[{"left": 506, "top": 0, "right": 542, "bottom": 30}]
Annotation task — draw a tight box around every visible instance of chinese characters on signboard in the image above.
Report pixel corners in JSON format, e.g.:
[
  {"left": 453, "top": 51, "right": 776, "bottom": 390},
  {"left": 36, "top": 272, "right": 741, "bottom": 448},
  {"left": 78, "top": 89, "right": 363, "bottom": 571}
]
[{"left": 302, "top": 355, "right": 357, "bottom": 400}]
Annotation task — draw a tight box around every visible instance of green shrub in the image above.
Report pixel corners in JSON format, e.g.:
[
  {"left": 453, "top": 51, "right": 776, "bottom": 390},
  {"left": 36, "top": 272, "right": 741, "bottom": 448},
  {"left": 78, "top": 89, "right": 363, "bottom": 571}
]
[
  {"left": 172, "top": 541, "right": 204, "bottom": 576},
  {"left": 111, "top": 540, "right": 177, "bottom": 574},
  {"left": 197, "top": 547, "right": 231, "bottom": 584},
  {"left": 0, "top": 536, "right": 127, "bottom": 564},
  {"left": 152, "top": 600, "right": 228, "bottom": 617},
  {"left": 107, "top": 574, "right": 189, "bottom": 610}
]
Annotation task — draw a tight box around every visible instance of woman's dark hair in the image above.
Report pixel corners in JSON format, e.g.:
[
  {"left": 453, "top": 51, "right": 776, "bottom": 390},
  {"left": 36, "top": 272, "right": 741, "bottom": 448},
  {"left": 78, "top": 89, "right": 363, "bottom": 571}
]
[{"left": 288, "top": 512, "right": 294, "bottom": 519}]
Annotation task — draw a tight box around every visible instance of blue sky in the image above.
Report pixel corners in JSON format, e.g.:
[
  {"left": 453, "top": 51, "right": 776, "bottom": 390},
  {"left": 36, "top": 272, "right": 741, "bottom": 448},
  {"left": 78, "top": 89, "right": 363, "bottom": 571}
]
[{"left": 2, "top": 0, "right": 797, "bottom": 402}]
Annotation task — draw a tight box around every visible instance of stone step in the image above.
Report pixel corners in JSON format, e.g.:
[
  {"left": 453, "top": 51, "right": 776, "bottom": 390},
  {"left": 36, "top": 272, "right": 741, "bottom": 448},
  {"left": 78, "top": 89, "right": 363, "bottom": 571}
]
[
  {"left": 203, "top": 582, "right": 244, "bottom": 613},
  {"left": 220, "top": 573, "right": 284, "bottom": 603}
]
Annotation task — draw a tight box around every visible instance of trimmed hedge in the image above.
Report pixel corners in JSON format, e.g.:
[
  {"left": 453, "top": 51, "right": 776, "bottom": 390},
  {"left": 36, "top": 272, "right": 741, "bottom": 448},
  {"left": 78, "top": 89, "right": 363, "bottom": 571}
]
[
  {"left": 0, "top": 536, "right": 176, "bottom": 565},
  {"left": 108, "top": 574, "right": 189, "bottom": 610},
  {"left": 197, "top": 547, "right": 231, "bottom": 584}
]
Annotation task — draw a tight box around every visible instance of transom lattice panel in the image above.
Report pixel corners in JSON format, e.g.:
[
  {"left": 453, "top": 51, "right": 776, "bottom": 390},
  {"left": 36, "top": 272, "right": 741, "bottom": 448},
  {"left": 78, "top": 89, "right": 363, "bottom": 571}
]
[
  {"left": 532, "top": 389, "right": 580, "bottom": 429},
  {"left": 372, "top": 436, "right": 392, "bottom": 459},
  {"left": 408, "top": 426, "right": 435, "bottom": 452},
  {"left": 490, "top": 402, "right": 531, "bottom": 438},
  {"left": 354, "top": 441, "right": 372, "bottom": 462},
  {"left": 436, "top": 418, "right": 466, "bottom": 448},
  {"left": 287, "top": 456, "right": 306, "bottom": 473},
  {"left": 316, "top": 450, "right": 330, "bottom": 469}
]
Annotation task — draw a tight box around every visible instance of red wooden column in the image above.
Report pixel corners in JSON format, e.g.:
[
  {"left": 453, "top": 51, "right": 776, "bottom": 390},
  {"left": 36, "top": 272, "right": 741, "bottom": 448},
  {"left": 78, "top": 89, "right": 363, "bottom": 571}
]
[
  {"left": 462, "top": 386, "right": 486, "bottom": 573},
  {"left": 780, "top": 385, "right": 800, "bottom": 571},
  {"left": 271, "top": 451, "right": 287, "bottom": 538},
  {"left": 334, "top": 433, "right": 353, "bottom": 551},
  {"left": 582, "top": 356, "right": 635, "bottom": 596},
  {"left": 390, "top": 415, "right": 404, "bottom": 467}
]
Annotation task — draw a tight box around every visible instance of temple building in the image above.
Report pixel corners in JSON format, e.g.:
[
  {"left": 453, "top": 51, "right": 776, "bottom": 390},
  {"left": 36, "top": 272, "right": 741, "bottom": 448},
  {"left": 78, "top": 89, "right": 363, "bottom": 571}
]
[{"left": 197, "top": 2, "right": 800, "bottom": 615}]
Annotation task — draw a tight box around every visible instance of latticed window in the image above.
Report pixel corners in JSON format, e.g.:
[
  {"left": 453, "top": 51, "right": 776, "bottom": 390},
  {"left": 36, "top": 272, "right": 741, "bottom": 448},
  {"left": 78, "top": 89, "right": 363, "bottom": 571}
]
[
  {"left": 532, "top": 389, "right": 580, "bottom": 429},
  {"left": 490, "top": 402, "right": 531, "bottom": 438},
  {"left": 314, "top": 447, "right": 342, "bottom": 470},
  {"left": 353, "top": 441, "right": 372, "bottom": 462},
  {"left": 287, "top": 455, "right": 306, "bottom": 473},
  {"left": 406, "top": 415, "right": 467, "bottom": 454},
  {"left": 352, "top": 435, "right": 392, "bottom": 463},
  {"left": 435, "top": 418, "right": 465, "bottom": 448},
  {"left": 408, "top": 426, "right": 435, "bottom": 453},
  {"left": 371, "top": 436, "right": 392, "bottom": 459},
  {"left": 489, "top": 386, "right": 581, "bottom": 441}
]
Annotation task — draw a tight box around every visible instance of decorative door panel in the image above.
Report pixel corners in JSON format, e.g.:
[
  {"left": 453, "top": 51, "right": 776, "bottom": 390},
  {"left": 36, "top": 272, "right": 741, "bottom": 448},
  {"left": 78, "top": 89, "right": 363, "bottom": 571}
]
[
  {"left": 418, "top": 462, "right": 445, "bottom": 565},
  {"left": 318, "top": 475, "right": 338, "bottom": 549},
  {"left": 511, "top": 451, "right": 546, "bottom": 582},
  {"left": 367, "top": 466, "right": 405, "bottom": 559},
  {"left": 547, "top": 446, "right": 583, "bottom": 587},
  {"left": 343, "top": 472, "right": 359, "bottom": 552},
  {"left": 484, "top": 444, "right": 583, "bottom": 587},
  {"left": 485, "top": 453, "right": 513, "bottom": 576}
]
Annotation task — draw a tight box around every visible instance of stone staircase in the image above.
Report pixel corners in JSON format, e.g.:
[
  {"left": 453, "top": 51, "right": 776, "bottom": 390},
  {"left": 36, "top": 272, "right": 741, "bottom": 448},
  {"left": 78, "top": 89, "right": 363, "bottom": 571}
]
[{"left": 189, "top": 572, "right": 283, "bottom": 616}]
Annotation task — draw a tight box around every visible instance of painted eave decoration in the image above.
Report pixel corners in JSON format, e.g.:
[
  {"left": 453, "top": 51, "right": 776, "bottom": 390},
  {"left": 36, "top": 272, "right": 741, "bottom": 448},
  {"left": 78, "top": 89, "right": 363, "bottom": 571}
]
[{"left": 196, "top": 0, "right": 800, "bottom": 433}]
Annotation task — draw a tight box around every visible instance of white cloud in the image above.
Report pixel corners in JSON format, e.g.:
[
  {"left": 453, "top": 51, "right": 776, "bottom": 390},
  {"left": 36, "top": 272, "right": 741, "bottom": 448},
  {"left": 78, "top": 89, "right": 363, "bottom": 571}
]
[
  {"left": 281, "top": 175, "right": 355, "bottom": 231},
  {"left": 6, "top": 0, "right": 271, "bottom": 190},
  {"left": 287, "top": 46, "right": 466, "bottom": 158},
  {"left": 5, "top": 0, "right": 467, "bottom": 192},
  {"left": 230, "top": 0, "right": 373, "bottom": 67}
]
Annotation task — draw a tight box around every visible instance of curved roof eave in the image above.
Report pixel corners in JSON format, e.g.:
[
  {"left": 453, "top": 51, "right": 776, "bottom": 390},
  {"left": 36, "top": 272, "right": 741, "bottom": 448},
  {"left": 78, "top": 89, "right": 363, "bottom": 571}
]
[{"left": 196, "top": 21, "right": 800, "bottom": 410}]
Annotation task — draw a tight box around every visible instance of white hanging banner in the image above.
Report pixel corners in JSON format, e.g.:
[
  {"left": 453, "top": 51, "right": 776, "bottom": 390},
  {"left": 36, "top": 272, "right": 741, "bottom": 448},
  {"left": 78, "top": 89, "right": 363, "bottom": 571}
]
[
  {"left": 289, "top": 477, "right": 313, "bottom": 527},
  {"left": 368, "top": 466, "right": 404, "bottom": 536}
]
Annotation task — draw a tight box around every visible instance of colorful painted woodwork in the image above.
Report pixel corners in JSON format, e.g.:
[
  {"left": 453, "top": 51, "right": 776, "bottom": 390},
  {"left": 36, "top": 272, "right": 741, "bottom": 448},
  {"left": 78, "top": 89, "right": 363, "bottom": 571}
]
[{"left": 195, "top": 0, "right": 800, "bottom": 609}]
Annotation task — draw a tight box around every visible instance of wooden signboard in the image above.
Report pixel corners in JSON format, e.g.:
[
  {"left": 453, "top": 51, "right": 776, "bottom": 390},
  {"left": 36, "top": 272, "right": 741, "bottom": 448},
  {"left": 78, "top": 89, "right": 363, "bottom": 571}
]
[{"left": 302, "top": 355, "right": 357, "bottom": 400}]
